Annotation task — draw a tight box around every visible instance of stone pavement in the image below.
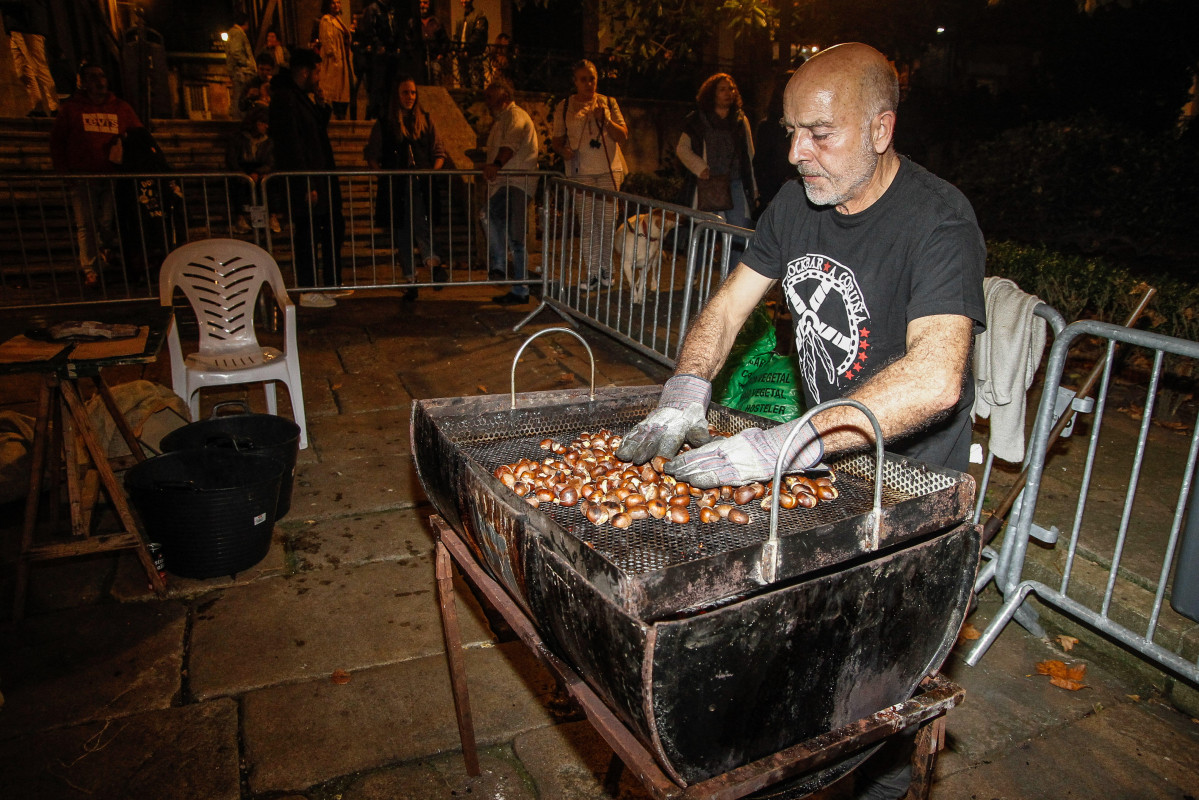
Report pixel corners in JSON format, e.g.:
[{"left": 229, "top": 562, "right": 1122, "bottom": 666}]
[{"left": 1, "top": 286, "right": 1198, "bottom": 800}]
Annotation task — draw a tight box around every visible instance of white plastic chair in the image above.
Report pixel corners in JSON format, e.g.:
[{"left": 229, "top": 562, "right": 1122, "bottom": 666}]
[{"left": 159, "top": 238, "right": 308, "bottom": 449}]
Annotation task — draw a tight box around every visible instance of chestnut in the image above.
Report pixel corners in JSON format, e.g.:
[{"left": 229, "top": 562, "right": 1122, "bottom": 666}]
[
  {"left": 699, "top": 506, "right": 720, "bottom": 523},
  {"left": 647, "top": 499, "right": 668, "bottom": 519},
  {"left": 728, "top": 508, "right": 750, "bottom": 525},
  {"left": 669, "top": 506, "right": 690, "bottom": 524}
]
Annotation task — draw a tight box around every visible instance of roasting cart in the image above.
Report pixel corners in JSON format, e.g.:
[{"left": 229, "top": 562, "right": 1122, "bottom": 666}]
[{"left": 411, "top": 335, "right": 979, "bottom": 798}]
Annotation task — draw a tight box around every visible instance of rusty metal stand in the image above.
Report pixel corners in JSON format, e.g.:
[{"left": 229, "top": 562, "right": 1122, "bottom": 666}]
[{"left": 430, "top": 515, "right": 963, "bottom": 799}]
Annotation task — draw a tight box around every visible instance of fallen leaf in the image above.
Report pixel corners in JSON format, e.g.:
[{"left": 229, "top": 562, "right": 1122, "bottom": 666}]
[
  {"left": 1127, "top": 694, "right": 1141, "bottom": 702},
  {"left": 331, "top": 383, "right": 343, "bottom": 390},
  {"left": 1036, "top": 659, "right": 1087, "bottom": 689},
  {"left": 477, "top": 384, "right": 488, "bottom": 393},
  {"left": 331, "top": 669, "right": 352, "bottom": 685},
  {"left": 958, "top": 623, "right": 982, "bottom": 642},
  {"left": 1056, "top": 634, "right": 1079, "bottom": 652}
]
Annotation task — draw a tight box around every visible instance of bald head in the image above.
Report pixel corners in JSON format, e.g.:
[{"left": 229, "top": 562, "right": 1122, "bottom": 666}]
[
  {"left": 791, "top": 43, "right": 899, "bottom": 124},
  {"left": 782, "top": 43, "right": 902, "bottom": 213}
]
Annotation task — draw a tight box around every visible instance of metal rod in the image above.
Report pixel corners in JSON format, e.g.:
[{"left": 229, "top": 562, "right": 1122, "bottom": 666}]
[{"left": 510, "top": 326, "right": 596, "bottom": 408}]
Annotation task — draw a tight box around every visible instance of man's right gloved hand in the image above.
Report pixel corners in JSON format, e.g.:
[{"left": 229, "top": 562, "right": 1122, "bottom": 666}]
[{"left": 615, "top": 374, "right": 713, "bottom": 464}]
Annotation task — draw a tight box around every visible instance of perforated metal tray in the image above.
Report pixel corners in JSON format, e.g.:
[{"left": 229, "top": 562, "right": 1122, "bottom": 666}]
[{"left": 412, "top": 385, "right": 975, "bottom": 618}]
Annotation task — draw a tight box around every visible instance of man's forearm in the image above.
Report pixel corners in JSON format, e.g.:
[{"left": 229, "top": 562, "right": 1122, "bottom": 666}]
[
  {"left": 812, "top": 314, "right": 973, "bottom": 454},
  {"left": 674, "top": 264, "right": 774, "bottom": 381}
]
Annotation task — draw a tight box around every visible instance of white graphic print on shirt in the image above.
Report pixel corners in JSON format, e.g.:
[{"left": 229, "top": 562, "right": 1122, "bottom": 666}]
[
  {"left": 81, "top": 112, "right": 120, "bottom": 136},
  {"left": 781, "top": 253, "right": 872, "bottom": 404}
]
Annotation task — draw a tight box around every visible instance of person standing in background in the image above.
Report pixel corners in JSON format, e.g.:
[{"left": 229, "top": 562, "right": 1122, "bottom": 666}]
[
  {"left": 271, "top": 48, "right": 346, "bottom": 308},
  {"left": 752, "top": 70, "right": 796, "bottom": 218},
  {"left": 481, "top": 78, "right": 539, "bottom": 306},
  {"left": 364, "top": 77, "right": 448, "bottom": 302},
  {"left": 355, "top": 0, "right": 398, "bottom": 120},
  {"left": 318, "top": 0, "right": 355, "bottom": 120},
  {"left": 676, "top": 72, "right": 757, "bottom": 231},
  {"left": 50, "top": 61, "right": 144, "bottom": 286},
  {"left": 263, "top": 30, "right": 290, "bottom": 74},
  {"left": 454, "top": 0, "right": 487, "bottom": 89},
  {"left": 225, "top": 12, "right": 257, "bottom": 120},
  {"left": 417, "top": 0, "right": 450, "bottom": 86},
  {"left": 551, "top": 59, "right": 629, "bottom": 292},
  {"left": 1, "top": 0, "right": 59, "bottom": 117}
]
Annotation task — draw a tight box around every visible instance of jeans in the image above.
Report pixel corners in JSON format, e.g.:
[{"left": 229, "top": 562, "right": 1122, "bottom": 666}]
[
  {"left": 393, "top": 188, "right": 440, "bottom": 279},
  {"left": 69, "top": 180, "right": 116, "bottom": 272},
  {"left": 487, "top": 186, "right": 530, "bottom": 298}
]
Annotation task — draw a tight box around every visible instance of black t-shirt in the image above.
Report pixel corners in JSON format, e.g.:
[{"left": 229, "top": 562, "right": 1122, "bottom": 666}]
[{"left": 742, "top": 156, "right": 986, "bottom": 472}]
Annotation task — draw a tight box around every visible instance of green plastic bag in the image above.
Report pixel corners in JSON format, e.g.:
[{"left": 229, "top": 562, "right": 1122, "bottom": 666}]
[
  {"left": 711, "top": 306, "right": 805, "bottom": 424},
  {"left": 712, "top": 306, "right": 776, "bottom": 407},
  {"left": 737, "top": 354, "right": 805, "bottom": 423}
]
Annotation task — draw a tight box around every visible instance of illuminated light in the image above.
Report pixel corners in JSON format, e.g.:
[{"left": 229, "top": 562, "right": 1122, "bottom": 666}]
[
  {"left": 935, "top": 26, "right": 946, "bottom": 34},
  {"left": 220, "top": 31, "right": 229, "bottom": 42}
]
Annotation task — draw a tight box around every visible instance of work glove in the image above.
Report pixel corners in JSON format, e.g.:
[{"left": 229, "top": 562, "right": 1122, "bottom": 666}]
[
  {"left": 664, "top": 418, "right": 824, "bottom": 489},
  {"left": 615, "top": 374, "right": 713, "bottom": 464}
]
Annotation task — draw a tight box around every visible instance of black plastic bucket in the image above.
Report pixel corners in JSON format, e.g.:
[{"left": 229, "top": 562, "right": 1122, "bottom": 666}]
[
  {"left": 159, "top": 402, "right": 300, "bottom": 519},
  {"left": 125, "top": 449, "right": 284, "bottom": 579}
]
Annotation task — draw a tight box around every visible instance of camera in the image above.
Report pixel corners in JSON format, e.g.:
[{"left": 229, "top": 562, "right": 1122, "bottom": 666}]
[{"left": 588, "top": 138, "right": 602, "bottom": 149}]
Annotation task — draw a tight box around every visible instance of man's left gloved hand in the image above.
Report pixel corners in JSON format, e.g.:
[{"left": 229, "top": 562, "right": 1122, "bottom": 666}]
[{"left": 664, "top": 418, "right": 824, "bottom": 489}]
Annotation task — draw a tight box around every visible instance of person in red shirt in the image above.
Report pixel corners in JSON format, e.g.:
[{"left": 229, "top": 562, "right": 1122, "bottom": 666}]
[{"left": 49, "top": 61, "right": 143, "bottom": 286}]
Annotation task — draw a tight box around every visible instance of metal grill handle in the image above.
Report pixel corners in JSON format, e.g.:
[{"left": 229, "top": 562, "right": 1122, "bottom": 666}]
[
  {"left": 510, "top": 327, "right": 596, "bottom": 409},
  {"left": 762, "top": 398, "right": 885, "bottom": 583}
]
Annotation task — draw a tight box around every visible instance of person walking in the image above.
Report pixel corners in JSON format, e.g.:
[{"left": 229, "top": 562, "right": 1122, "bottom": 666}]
[
  {"left": 50, "top": 61, "right": 144, "bottom": 287},
  {"left": 224, "top": 12, "right": 257, "bottom": 120},
  {"left": 364, "top": 76, "right": 448, "bottom": 301},
  {"left": 676, "top": 72, "right": 757, "bottom": 230},
  {"left": 271, "top": 48, "right": 346, "bottom": 308},
  {"left": 550, "top": 59, "right": 629, "bottom": 292},
  {"left": 481, "top": 79, "right": 539, "bottom": 307},
  {"left": 317, "top": 0, "right": 355, "bottom": 119}
]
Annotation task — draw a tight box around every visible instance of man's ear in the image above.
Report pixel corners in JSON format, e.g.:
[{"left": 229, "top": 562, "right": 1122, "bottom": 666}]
[{"left": 871, "top": 110, "right": 896, "bottom": 154}]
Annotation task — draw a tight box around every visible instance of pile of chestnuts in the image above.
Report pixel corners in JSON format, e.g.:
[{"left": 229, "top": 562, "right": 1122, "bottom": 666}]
[{"left": 491, "top": 429, "right": 838, "bottom": 529}]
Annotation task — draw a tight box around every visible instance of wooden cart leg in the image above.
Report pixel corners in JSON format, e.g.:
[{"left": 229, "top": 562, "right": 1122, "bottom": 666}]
[
  {"left": 13, "top": 379, "right": 53, "bottom": 622},
  {"left": 435, "top": 538, "right": 481, "bottom": 776},
  {"left": 58, "top": 381, "right": 165, "bottom": 594},
  {"left": 904, "top": 714, "right": 945, "bottom": 800},
  {"left": 92, "top": 375, "right": 147, "bottom": 462}
]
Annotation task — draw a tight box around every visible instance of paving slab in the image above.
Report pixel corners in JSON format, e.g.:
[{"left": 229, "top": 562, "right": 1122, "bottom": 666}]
[
  {"left": 330, "top": 369, "right": 413, "bottom": 415},
  {"left": 514, "top": 720, "right": 656, "bottom": 800},
  {"left": 306, "top": 407, "right": 414, "bottom": 461},
  {"left": 0, "top": 698, "right": 240, "bottom": 800},
  {"left": 241, "top": 641, "right": 563, "bottom": 793},
  {"left": 20, "top": 553, "right": 116, "bottom": 614},
  {"left": 284, "top": 507, "right": 434, "bottom": 572},
  {"left": 939, "top": 593, "right": 1135, "bottom": 765},
  {"left": 291, "top": 453, "right": 422, "bottom": 519},
  {"left": 0, "top": 601, "right": 186, "bottom": 737},
  {"left": 339, "top": 747, "right": 538, "bottom": 800},
  {"left": 109, "top": 525, "right": 289, "bottom": 603},
  {"left": 188, "top": 557, "right": 494, "bottom": 700},
  {"left": 930, "top": 697, "right": 1199, "bottom": 799}
]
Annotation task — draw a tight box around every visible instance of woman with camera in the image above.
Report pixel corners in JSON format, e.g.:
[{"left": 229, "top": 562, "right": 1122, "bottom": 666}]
[{"left": 551, "top": 59, "right": 629, "bottom": 292}]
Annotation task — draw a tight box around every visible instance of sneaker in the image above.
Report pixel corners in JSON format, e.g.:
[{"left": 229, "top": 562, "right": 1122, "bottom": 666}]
[
  {"left": 401, "top": 287, "right": 419, "bottom": 302},
  {"left": 234, "top": 217, "right": 252, "bottom": 234},
  {"left": 492, "top": 292, "right": 528, "bottom": 306},
  {"left": 269, "top": 215, "right": 282, "bottom": 233},
  {"left": 83, "top": 268, "right": 99, "bottom": 287},
  {"left": 578, "top": 275, "right": 611, "bottom": 292},
  {"left": 300, "top": 292, "right": 337, "bottom": 308}
]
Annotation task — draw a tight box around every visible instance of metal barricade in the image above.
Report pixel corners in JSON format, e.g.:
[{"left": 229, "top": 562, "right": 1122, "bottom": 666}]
[
  {"left": 0, "top": 172, "right": 257, "bottom": 307},
  {"left": 260, "top": 170, "right": 552, "bottom": 296},
  {"left": 531, "top": 178, "right": 753, "bottom": 367},
  {"left": 967, "top": 319, "right": 1199, "bottom": 685}
]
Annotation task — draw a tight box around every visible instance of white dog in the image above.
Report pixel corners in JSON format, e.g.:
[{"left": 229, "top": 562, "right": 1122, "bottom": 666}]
[{"left": 614, "top": 209, "right": 676, "bottom": 303}]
